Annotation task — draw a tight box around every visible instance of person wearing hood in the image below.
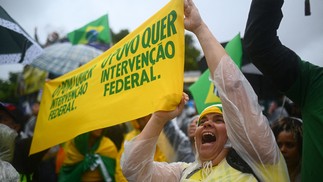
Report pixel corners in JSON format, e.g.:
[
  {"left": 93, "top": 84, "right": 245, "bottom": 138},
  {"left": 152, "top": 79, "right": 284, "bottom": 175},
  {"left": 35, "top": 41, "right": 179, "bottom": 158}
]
[{"left": 120, "top": 0, "right": 289, "bottom": 181}]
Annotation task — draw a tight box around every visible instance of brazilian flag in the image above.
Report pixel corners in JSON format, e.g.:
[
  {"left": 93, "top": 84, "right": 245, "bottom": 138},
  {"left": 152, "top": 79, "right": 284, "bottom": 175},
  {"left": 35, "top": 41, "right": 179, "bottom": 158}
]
[
  {"left": 189, "top": 33, "right": 243, "bottom": 114},
  {"left": 67, "top": 14, "right": 111, "bottom": 45}
]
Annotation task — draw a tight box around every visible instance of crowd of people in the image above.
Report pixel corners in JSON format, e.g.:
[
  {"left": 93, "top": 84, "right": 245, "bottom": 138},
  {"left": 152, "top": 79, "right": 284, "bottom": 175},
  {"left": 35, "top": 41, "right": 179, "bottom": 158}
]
[{"left": 1, "top": 0, "right": 322, "bottom": 181}]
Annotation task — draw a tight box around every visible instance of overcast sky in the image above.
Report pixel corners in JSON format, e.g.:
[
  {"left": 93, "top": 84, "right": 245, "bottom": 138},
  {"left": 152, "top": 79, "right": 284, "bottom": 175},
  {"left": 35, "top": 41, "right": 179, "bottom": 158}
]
[{"left": 1, "top": 0, "right": 322, "bottom": 80}]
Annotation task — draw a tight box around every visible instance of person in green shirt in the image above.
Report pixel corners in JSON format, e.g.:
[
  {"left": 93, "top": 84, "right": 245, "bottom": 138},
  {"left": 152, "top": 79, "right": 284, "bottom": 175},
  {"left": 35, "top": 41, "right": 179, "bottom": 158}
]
[{"left": 244, "top": 0, "right": 323, "bottom": 181}]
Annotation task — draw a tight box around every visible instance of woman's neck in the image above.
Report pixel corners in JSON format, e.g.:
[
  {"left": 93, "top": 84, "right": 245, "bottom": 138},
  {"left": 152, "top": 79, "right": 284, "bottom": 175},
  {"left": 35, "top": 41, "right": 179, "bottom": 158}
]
[{"left": 201, "top": 147, "right": 230, "bottom": 166}]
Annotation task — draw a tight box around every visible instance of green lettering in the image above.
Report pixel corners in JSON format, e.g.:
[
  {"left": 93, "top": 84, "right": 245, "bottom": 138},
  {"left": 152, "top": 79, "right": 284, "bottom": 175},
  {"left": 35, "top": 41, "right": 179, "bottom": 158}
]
[
  {"left": 165, "top": 41, "right": 175, "bottom": 59},
  {"left": 156, "top": 43, "right": 166, "bottom": 62},
  {"left": 121, "top": 60, "right": 129, "bottom": 75},
  {"left": 140, "top": 69, "right": 150, "bottom": 85},
  {"left": 124, "top": 75, "right": 131, "bottom": 90},
  {"left": 131, "top": 73, "right": 140, "bottom": 87},
  {"left": 167, "top": 10, "right": 177, "bottom": 36},
  {"left": 151, "top": 19, "right": 160, "bottom": 44},
  {"left": 115, "top": 79, "right": 123, "bottom": 94},
  {"left": 103, "top": 82, "right": 110, "bottom": 96},
  {"left": 149, "top": 66, "right": 157, "bottom": 81},
  {"left": 160, "top": 16, "right": 167, "bottom": 40}
]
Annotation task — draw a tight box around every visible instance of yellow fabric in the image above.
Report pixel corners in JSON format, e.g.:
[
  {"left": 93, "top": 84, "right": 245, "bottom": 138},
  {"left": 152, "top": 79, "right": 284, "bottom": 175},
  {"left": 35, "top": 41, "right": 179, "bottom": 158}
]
[
  {"left": 19, "top": 65, "right": 48, "bottom": 95},
  {"left": 63, "top": 136, "right": 122, "bottom": 182},
  {"left": 258, "top": 153, "right": 289, "bottom": 182},
  {"left": 31, "top": 0, "right": 184, "bottom": 155},
  {"left": 187, "top": 159, "right": 257, "bottom": 181},
  {"left": 157, "top": 130, "right": 176, "bottom": 162},
  {"left": 183, "top": 154, "right": 288, "bottom": 181},
  {"left": 130, "top": 120, "right": 140, "bottom": 130}
]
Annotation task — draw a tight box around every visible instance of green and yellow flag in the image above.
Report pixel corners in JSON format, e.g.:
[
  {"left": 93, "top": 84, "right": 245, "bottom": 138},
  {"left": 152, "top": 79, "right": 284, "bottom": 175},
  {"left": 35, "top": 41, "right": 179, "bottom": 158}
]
[
  {"left": 30, "top": 0, "right": 184, "bottom": 154},
  {"left": 189, "top": 33, "right": 243, "bottom": 114},
  {"left": 67, "top": 14, "right": 111, "bottom": 45}
]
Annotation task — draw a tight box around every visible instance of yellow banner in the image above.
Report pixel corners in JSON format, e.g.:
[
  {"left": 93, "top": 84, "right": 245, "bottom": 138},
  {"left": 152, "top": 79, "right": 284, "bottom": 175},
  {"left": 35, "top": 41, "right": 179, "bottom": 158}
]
[{"left": 30, "top": 0, "right": 184, "bottom": 154}]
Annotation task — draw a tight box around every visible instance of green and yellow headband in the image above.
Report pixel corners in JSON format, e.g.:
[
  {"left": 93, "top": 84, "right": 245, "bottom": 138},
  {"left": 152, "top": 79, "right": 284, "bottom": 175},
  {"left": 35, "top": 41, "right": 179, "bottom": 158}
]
[{"left": 198, "top": 104, "right": 223, "bottom": 123}]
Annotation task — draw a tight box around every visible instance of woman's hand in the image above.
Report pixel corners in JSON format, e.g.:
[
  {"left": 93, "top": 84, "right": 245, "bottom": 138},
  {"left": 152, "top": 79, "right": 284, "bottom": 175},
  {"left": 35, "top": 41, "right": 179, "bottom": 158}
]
[
  {"left": 137, "top": 93, "right": 189, "bottom": 140},
  {"left": 184, "top": 0, "right": 203, "bottom": 34},
  {"left": 152, "top": 92, "right": 189, "bottom": 126}
]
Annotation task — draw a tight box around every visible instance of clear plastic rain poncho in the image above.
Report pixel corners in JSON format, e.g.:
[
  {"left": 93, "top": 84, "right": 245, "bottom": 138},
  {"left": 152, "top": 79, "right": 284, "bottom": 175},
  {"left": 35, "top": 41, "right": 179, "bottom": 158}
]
[
  {"left": 121, "top": 56, "right": 289, "bottom": 182},
  {"left": 0, "top": 160, "right": 20, "bottom": 182},
  {"left": 162, "top": 119, "right": 195, "bottom": 163},
  {"left": 0, "top": 124, "right": 20, "bottom": 182},
  {"left": 0, "top": 123, "right": 18, "bottom": 162}
]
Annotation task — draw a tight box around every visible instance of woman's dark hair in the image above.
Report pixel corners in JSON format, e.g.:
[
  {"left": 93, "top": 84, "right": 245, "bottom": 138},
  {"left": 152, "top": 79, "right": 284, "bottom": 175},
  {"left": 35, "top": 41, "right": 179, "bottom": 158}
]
[{"left": 271, "top": 117, "right": 303, "bottom": 155}]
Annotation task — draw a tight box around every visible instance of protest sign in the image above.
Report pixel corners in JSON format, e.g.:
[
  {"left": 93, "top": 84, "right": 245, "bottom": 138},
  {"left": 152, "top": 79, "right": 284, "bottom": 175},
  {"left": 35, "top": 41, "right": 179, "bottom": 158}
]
[{"left": 30, "top": 0, "right": 184, "bottom": 154}]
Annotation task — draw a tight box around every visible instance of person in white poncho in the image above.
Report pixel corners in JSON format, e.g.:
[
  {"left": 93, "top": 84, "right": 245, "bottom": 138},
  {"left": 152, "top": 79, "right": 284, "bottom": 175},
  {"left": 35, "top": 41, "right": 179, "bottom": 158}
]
[{"left": 120, "top": 0, "right": 289, "bottom": 181}]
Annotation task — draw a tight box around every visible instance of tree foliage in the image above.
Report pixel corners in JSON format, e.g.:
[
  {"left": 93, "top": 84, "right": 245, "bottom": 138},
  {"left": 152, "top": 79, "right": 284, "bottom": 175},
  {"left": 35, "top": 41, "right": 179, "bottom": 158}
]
[
  {"left": 184, "top": 34, "right": 200, "bottom": 71},
  {"left": 0, "top": 72, "right": 19, "bottom": 104},
  {"left": 111, "top": 29, "right": 130, "bottom": 45}
]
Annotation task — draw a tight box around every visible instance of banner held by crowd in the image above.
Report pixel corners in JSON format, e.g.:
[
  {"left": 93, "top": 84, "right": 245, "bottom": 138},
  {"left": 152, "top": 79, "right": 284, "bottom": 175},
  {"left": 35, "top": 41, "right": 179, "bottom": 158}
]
[{"left": 30, "top": 0, "right": 185, "bottom": 155}]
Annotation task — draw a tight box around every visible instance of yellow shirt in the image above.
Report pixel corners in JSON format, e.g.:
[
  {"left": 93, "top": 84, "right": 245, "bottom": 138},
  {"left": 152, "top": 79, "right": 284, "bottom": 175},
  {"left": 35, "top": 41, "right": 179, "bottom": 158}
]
[
  {"left": 185, "top": 159, "right": 257, "bottom": 182},
  {"left": 181, "top": 153, "right": 289, "bottom": 182}
]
